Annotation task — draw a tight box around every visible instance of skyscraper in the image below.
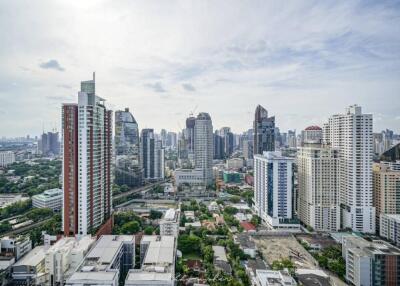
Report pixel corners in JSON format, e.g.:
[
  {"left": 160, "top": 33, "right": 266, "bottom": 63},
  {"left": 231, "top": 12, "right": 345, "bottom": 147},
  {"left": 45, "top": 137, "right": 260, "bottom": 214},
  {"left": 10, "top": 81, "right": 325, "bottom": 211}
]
[
  {"left": 297, "top": 129, "right": 340, "bottom": 232},
  {"left": 39, "top": 131, "right": 60, "bottom": 156},
  {"left": 186, "top": 116, "right": 196, "bottom": 153},
  {"left": 253, "top": 105, "right": 275, "bottom": 155},
  {"left": 115, "top": 108, "right": 143, "bottom": 187},
  {"left": 323, "top": 105, "right": 375, "bottom": 233},
  {"left": 140, "top": 129, "right": 164, "bottom": 181},
  {"left": 62, "top": 73, "right": 112, "bottom": 236},
  {"left": 194, "top": 113, "right": 213, "bottom": 185}
]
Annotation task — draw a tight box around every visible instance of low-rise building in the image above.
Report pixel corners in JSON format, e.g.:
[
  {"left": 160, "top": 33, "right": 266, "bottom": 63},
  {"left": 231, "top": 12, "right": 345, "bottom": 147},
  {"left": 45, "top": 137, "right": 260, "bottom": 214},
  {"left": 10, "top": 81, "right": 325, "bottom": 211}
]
[
  {"left": 226, "top": 158, "right": 244, "bottom": 170},
  {"left": 234, "top": 234, "right": 257, "bottom": 258},
  {"left": 0, "top": 235, "right": 32, "bottom": 263},
  {"left": 342, "top": 236, "right": 400, "bottom": 286},
  {"left": 66, "top": 235, "right": 135, "bottom": 286},
  {"left": 223, "top": 171, "right": 241, "bottom": 184},
  {"left": 45, "top": 235, "right": 95, "bottom": 285},
  {"left": 256, "top": 269, "right": 297, "bottom": 286},
  {"left": 159, "top": 208, "right": 180, "bottom": 237},
  {"left": 125, "top": 235, "right": 176, "bottom": 286},
  {"left": 380, "top": 214, "right": 400, "bottom": 247},
  {"left": 184, "top": 211, "right": 195, "bottom": 221},
  {"left": 174, "top": 168, "right": 204, "bottom": 187},
  {"left": 32, "top": 188, "right": 63, "bottom": 211},
  {"left": 12, "top": 246, "right": 46, "bottom": 284},
  {"left": 208, "top": 201, "right": 219, "bottom": 212},
  {"left": 212, "top": 246, "right": 231, "bottom": 274}
]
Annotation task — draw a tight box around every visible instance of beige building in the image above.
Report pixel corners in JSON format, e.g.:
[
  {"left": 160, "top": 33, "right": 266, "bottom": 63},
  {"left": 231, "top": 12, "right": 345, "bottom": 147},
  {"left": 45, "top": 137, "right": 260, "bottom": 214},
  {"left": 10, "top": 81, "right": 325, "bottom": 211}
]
[
  {"left": 373, "top": 162, "right": 400, "bottom": 229},
  {"left": 297, "top": 144, "right": 340, "bottom": 231}
]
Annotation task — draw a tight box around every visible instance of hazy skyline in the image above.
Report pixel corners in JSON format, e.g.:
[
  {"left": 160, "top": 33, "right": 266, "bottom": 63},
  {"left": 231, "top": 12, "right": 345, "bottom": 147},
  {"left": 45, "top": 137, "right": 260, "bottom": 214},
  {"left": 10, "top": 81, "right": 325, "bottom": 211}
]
[{"left": 1, "top": 0, "right": 399, "bottom": 136}]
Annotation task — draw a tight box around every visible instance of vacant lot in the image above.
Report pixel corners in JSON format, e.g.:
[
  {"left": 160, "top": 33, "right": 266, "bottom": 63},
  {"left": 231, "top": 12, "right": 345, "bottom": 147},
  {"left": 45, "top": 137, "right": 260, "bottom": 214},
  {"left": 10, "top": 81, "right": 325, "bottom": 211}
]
[{"left": 254, "top": 236, "right": 318, "bottom": 269}]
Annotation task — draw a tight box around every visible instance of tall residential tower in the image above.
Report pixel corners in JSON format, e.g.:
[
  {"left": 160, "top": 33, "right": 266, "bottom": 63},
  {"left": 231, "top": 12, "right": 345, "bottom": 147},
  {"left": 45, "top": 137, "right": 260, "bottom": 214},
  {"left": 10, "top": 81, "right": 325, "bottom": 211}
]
[{"left": 62, "top": 73, "right": 112, "bottom": 236}]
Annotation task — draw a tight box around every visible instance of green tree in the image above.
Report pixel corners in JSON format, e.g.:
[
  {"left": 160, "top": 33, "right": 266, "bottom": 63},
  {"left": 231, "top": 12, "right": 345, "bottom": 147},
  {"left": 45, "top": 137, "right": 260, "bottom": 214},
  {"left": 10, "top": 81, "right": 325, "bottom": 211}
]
[
  {"left": 144, "top": 226, "right": 154, "bottom": 235},
  {"left": 149, "top": 209, "right": 163, "bottom": 220},
  {"left": 178, "top": 234, "right": 201, "bottom": 254},
  {"left": 120, "top": 221, "right": 140, "bottom": 234}
]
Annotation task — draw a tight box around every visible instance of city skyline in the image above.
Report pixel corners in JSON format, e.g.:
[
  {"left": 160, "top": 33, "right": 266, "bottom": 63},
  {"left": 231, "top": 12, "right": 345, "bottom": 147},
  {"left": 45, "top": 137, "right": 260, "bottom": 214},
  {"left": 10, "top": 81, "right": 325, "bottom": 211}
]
[{"left": 1, "top": 1, "right": 400, "bottom": 136}]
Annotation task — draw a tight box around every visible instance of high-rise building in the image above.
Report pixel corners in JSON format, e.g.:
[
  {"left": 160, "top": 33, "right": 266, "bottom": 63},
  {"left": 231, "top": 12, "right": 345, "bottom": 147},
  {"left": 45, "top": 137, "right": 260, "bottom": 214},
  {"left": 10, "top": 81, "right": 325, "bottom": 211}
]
[
  {"left": 140, "top": 129, "right": 164, "bottom": 181},
  {"left": 253, "top": 105, "right": 275, "bottom": 155},
  {"left": 0, "top": 151, "right": 15, "bottom": 167},
  {"left": 254, "top": 151, "right": 298, "bottom": 229},
  {"left": 297, "top": 133, "right": 340, "bottom": 231},
  {"left": 373, "top": 162, "right": 400, "bottom": 229},
  {"left": 194, "top": 113, "right": 213, "bottom": 185},
  {"left": 166, "top": 132, "right": 177, "bottom": 148},
  {"left": 323, "top": 105, "right": 375, "bottom": 233},
  {"left": 39, "top": 131, "right": 60, "bottom": 156},
  {"left": 185, "top": 116, "right": 196, "bottom": 153},
  {"left": 213, "top": 131, "right": 224, "bottom": 160},
  {"left": 62, "top": 73, "right": 112, "bottom": 236},
  {"left": 287, "top": 130, "right": 297, "bottom": 148},
  {"left": 115, "top": 108, "right": 143, "bottom": 187}
]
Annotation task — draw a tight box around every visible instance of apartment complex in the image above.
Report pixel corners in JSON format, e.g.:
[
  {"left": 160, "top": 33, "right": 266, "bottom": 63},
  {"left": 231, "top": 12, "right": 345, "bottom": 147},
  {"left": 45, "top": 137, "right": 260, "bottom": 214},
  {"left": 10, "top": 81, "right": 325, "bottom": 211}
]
[
  {"left": 62, "top": 73, "right": 113, "bottom": 236},
  {"left": 323, "top": 105, "right": 375, "bottom": 233},
  {"left": 297, "top": 142, "right": 340, "bottom": 231},
  {"left": 254, "top": 151, "right": 298, "bottom": 229},
  {"left": 342, "top": 236, "right": 400, "bottom": 286}
]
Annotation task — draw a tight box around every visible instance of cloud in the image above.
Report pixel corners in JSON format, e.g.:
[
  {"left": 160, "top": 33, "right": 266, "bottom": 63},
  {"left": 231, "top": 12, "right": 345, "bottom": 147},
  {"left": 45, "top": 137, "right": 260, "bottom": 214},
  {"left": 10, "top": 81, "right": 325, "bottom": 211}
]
[
  {"left": 182, "top": 83, "right": 196, "bottom": 92},
  {"left": 39, "top": 59, "right": 65, "bottom": 71},
  {"left": 145, "top": 82, "right": 167, "bottom": 93}
]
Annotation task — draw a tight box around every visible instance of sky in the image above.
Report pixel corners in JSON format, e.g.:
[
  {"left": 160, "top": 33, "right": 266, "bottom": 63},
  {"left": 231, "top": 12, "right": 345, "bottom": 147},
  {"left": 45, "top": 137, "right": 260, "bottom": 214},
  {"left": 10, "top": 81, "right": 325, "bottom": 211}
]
[{"left": 0, "top": 0, "right": 399, "bottom": 137}]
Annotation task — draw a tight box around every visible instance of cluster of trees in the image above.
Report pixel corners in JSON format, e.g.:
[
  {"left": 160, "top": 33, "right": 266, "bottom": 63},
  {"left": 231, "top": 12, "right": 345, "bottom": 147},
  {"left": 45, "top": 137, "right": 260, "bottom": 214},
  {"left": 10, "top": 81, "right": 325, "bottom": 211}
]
[
  {"left": 113, "top": 211, "right": 157, "bottom": 235},
  {"left": 0, "top": 199, "right": 32, "bottom": 220},
  {"left": 28, "top": 213, "right": 62, "bottom": 246},
  {"left": 222, "top": 206, "right": 240, "bottom": 228},
  {"left": 112, "top": 184, "right": 129, "bottom": 196},
  {"left": 312, "top": 246, "right": 345, "bottom": 279},
  {"left": 0, "top": 160, "right": 61, "bottom": 196}
]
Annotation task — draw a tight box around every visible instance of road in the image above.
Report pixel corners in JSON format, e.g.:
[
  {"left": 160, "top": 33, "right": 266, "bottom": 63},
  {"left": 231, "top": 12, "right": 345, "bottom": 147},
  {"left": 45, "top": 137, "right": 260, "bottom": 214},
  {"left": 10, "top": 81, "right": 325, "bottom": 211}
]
[{"left": 112, "top": 180, "right": 168, "bottom": 201}]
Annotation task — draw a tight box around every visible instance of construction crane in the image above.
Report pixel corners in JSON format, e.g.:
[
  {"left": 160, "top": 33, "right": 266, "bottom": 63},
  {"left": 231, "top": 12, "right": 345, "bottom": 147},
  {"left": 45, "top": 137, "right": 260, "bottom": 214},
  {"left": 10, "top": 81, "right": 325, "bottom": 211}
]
[{"left": 189, "top": 105, "right": 198, "bottom": 117}]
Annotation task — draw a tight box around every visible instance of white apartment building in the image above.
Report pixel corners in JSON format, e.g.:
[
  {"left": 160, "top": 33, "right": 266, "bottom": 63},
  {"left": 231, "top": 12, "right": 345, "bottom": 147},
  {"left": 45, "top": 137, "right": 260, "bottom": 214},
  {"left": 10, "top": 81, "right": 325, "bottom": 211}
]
[
  {"left": 254, "top": 151, "right": 299, "bottom": 229},
  {"left": 380, "top": 214, "right": 400, "bottom": 247},
  {"left": 125, "top": 235, "right": 175, "bottom": 286},
  {"left": 159, "top": 208, "right": 180, "bottom": 237},
  {"left": 323, "top": 105, "right": 375, "bottom": 233},
  {"left": 0, "top": 151, "right": 15, "bottom": 167},
  {"left": 66, "top": 235, "right": 135, "bottom": 286},
  {"left": 0, "top": 235, "right": 32, "bottom": 270},
  {"left": 297, "top": 145, "right": 340, "bottom": 231},
  {"left": 32, "top": 188, "right": 63, "bottom": 211},
  {"left": 12, "top": 246, "right": 46, "bottom": 285}
]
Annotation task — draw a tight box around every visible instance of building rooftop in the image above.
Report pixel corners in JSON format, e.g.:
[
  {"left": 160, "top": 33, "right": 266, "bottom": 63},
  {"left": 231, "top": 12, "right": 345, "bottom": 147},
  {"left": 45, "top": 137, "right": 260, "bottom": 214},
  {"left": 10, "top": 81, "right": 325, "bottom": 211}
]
[
  {"left": 32, "top": 188, "right": 62, "bottom": 199},
  {"left": 13, "top": 246, "right": 45, "bottom": 267},
  {"left": 78, "top": 235, "right": 134, "bottom": 272},
  {"left": 381, "top": 213, "right": 400, "bottom": 222},
  {"left": 143, "top": 236, "right": 175, "bottom": 266},
  {"left": 240, "top": 221, "right": 256, "bottom": 232},
  {"left": 212, "top": 246, "right": 228, "bottom": 262},
  {"left": 304, "top": 126, "right": 322, "bottom": 131},
  {"left": 256, "top": 269, "right": 296, "bottom": 286},
  {"left": 344, "top": 237, "right": 400, "bottom": 256}
]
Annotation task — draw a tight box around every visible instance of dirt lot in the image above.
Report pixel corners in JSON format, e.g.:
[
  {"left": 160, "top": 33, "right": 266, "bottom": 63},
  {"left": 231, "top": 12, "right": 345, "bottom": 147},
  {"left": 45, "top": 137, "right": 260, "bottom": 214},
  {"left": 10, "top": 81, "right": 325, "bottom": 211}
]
[{"left": 254, "top": 235, "right": 318, "bottom": 269}]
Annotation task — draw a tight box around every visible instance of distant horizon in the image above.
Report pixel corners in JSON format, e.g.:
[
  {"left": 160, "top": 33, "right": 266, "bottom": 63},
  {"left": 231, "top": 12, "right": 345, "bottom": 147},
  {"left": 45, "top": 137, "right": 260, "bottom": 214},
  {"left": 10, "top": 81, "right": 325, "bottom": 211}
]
[{"left": 1, "top": 1, "right": 399, "bottom": 136}]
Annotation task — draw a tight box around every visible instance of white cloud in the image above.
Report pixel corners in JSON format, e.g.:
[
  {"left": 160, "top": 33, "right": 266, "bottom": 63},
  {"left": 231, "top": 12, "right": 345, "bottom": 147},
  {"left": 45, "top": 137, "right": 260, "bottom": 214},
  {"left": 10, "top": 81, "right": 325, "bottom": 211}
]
[{"left": 0, "top": 0, "right": 399, "bottom": 135}]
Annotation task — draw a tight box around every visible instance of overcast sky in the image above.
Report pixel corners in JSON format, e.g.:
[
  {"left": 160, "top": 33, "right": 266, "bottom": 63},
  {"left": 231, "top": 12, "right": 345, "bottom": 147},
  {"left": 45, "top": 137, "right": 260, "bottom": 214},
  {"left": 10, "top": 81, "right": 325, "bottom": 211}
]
[{"left": 0, "top": 0, "right": 399, "bottom": 136}]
